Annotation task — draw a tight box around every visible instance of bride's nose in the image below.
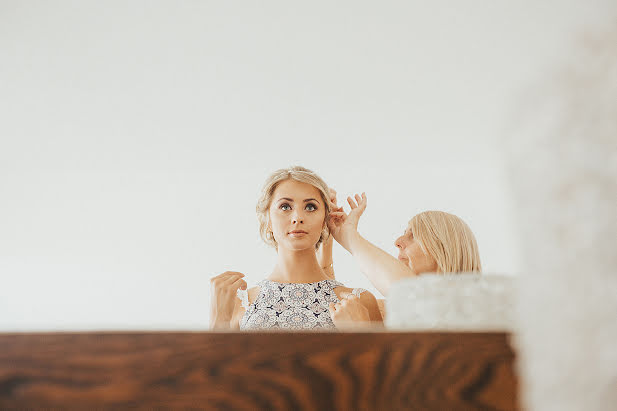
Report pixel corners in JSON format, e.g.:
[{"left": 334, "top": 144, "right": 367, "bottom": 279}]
[{"left": 291, "top": 210, "right": 303, "bottom": 224}]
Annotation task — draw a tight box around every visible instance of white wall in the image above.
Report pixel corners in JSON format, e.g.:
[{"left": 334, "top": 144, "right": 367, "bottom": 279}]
[{"left": 1, "top": 0, "right": 614, "bottom": 330}]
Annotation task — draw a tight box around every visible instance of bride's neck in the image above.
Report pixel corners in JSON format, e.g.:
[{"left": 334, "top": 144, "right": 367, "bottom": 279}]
[{"left": 269, "top": 248, "right": 328, "bottom": 283}]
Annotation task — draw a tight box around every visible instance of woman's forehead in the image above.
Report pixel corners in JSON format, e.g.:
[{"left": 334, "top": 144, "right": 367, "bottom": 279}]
[{"left": 272, "top": 179, "right": 321, "bottom": 199}]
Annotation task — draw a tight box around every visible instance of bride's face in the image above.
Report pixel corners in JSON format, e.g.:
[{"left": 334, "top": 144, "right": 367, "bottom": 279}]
[{"left": 269, "top": 179, "right": 326, "bottom": 251}]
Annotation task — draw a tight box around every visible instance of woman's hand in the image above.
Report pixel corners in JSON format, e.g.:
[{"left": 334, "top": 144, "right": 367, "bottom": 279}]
[
  {"left": 319, "top": 188, "right": 340, "bottom": 279},
  {"left": 327, "top": 192, "right": 367, "bottom": 252},
  {"left": 328, "top": 188, "right": 340, "bottom": 211},
  {"left": 322, "top": 188, "right": 342, "bottom": 248},
  {"left": 209, "top": 271, "right": 247, "bottom": 329},
  {"left": 329, "top": 294, "right": 371, "bottom": 329}
]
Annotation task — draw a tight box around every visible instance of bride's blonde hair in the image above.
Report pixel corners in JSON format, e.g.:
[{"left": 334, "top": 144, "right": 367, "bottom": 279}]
[
  {"left": 409, "top": 211, "right": 482, "bottom": 273},
  {"left": 257, "top": 166, "right": 331, "bottom": 250}
]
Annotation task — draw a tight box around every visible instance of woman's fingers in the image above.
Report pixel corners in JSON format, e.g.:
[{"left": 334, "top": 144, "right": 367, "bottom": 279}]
[
  {"left": 328, "top": 212, "right": 347, "bottom": 228},
  {"left": 230, "top": 277, "right": 248, "bottom": 291},
  {"left": 211, "top": 271, "right": 244, "bottom": 281},
  {"left": 346, "top": 193, "right": 367, "bottom": 210},
  {"left": 221, "top": 272, "right": 246, "bottom": 286},
  {"left": 354, "top": 193, "right": 367, "bottom": 205},
  {"left": 211, "top": 272, "right": 245, "bottom": 287},
  {"left": 328, "top": 188, "right": 339, "bottom": 212},
  {"left": 328, "top": 302, "right": 337, "bottom": 315},
  {"left": 351, "top": 193, "right": 367, "bottom": 212},
  {"left": 347, "top": 196, "right": 357, "bottom": 209},
  {"left": 329, "top": 211, "right": 347, "bottom": 220},
  {"left": 329, "top": 188, "right": 338, "bottom": 205}
]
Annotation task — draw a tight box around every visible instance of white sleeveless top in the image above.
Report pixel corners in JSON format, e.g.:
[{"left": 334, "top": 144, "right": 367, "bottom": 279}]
[{"left": 237, "top": 279, "right": 366, "bottom": 330}]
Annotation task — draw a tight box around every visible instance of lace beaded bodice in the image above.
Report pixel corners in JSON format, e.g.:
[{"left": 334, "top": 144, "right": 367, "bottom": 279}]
[{"left": 237, "top": 279, "right": 365, "bottom": 330}]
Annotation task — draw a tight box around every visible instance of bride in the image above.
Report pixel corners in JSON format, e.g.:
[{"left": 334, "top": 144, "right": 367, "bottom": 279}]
[{"left": 209, "top": 166, "right": 382, "bottom": 330}]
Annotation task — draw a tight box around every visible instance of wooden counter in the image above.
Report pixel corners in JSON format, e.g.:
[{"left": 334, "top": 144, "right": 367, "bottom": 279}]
[{"left": 0, "top": 331, "right": 518, "bottom": 410}]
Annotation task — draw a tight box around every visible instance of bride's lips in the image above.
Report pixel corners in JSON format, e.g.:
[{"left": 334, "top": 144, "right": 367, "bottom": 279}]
[{"left": 288, "top": 230, "right": 308, "bottom": 237}]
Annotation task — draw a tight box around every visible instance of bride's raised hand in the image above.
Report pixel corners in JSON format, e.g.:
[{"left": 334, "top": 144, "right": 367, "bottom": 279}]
[{"left": 328, "top": 192, "right": 367, "bottom": 251}]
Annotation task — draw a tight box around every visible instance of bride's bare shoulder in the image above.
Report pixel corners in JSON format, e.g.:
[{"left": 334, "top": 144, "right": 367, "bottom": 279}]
[{"left": 247, "top": 286, "right": 261, "bottom": 304}]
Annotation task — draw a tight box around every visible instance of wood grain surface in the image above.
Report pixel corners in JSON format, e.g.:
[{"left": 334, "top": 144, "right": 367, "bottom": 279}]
[{"left": 0, "top": 332, "right": 518, "bottom": 410}]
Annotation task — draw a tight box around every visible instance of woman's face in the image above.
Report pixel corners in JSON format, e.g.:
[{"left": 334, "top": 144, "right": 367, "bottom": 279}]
[
  {"left": 269, "top": 179, "right": 326, "bottom": 251},
  {"left": 394, "top": 226, "right": 438, "bottom": 274}
]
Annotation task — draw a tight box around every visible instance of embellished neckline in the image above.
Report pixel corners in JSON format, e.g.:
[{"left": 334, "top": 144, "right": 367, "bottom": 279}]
[{"left": 262, "top": 278, "right": 340, "bottom": 286}]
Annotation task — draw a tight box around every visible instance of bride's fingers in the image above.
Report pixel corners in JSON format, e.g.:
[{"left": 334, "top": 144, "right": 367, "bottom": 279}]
[{"left": 354, "top": 194, "right": 362, "bottom": 204}]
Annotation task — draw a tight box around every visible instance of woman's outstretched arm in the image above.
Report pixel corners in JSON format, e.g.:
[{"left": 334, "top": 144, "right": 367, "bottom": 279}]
[
  {"left": 344, "top": 231, "right": 414, "bottom": 295},
  {"left": 328, "top": 193, "right": 415, "bottom": 296}
]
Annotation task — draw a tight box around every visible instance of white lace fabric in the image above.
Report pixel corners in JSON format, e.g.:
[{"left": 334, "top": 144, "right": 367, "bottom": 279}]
[{"left": 237, "top": 279, "right": 365, "bottom": 330}]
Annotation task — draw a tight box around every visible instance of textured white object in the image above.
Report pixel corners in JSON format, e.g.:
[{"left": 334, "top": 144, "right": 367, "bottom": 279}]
[
  {"left": 506, "top": 23, "right": 617, "bottom": 411},
  {"left": 386, "top": 273, "right": 515, "bottom": 331}
]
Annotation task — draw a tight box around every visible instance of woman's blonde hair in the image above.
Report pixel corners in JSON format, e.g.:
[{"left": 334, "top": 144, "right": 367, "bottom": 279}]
[
  {"left": 409, "top": 211, "right": 482, "bottom": 273},
  {"left": 257, "top": 166, "right": 331, "bottom": 250}
]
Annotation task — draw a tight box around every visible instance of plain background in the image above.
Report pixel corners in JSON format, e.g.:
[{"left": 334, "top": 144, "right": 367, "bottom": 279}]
[{"left": 1, "top": 0, "right": 615, "bottom": 330}]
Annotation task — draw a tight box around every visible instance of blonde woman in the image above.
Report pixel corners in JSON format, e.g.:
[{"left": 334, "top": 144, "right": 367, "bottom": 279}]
[
  {"left": 327, "top": 193, "right": 481, "bottom": 325},
  {"left": 209, "top": 167, "right": 382, "bottom": 330}
]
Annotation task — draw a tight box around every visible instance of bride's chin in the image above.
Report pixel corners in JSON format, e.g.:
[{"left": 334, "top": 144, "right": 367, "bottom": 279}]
[{"left": 280, "top": 240, "right": 317, "bottom": 251}]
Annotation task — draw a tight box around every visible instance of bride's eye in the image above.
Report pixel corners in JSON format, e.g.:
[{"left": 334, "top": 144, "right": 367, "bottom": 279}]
[
  {"left": 280, "top": 203, "right": 291, "bottom": 211},
  {"left": 305, "top": 203, "right": 317, "bottom": 211}
]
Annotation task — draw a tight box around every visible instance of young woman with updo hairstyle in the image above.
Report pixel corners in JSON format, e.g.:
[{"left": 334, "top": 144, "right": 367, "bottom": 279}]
[
  {"left": 326, "top": 193, "right": 481, "bottom": 327},
  {"left": 209, "top": 167, "right": 382, "bottom": 330}
]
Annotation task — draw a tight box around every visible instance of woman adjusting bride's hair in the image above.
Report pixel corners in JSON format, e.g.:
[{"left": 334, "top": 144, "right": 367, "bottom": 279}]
[{"left": 209, "top": 166, "right": 382, "bottom": 330}]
